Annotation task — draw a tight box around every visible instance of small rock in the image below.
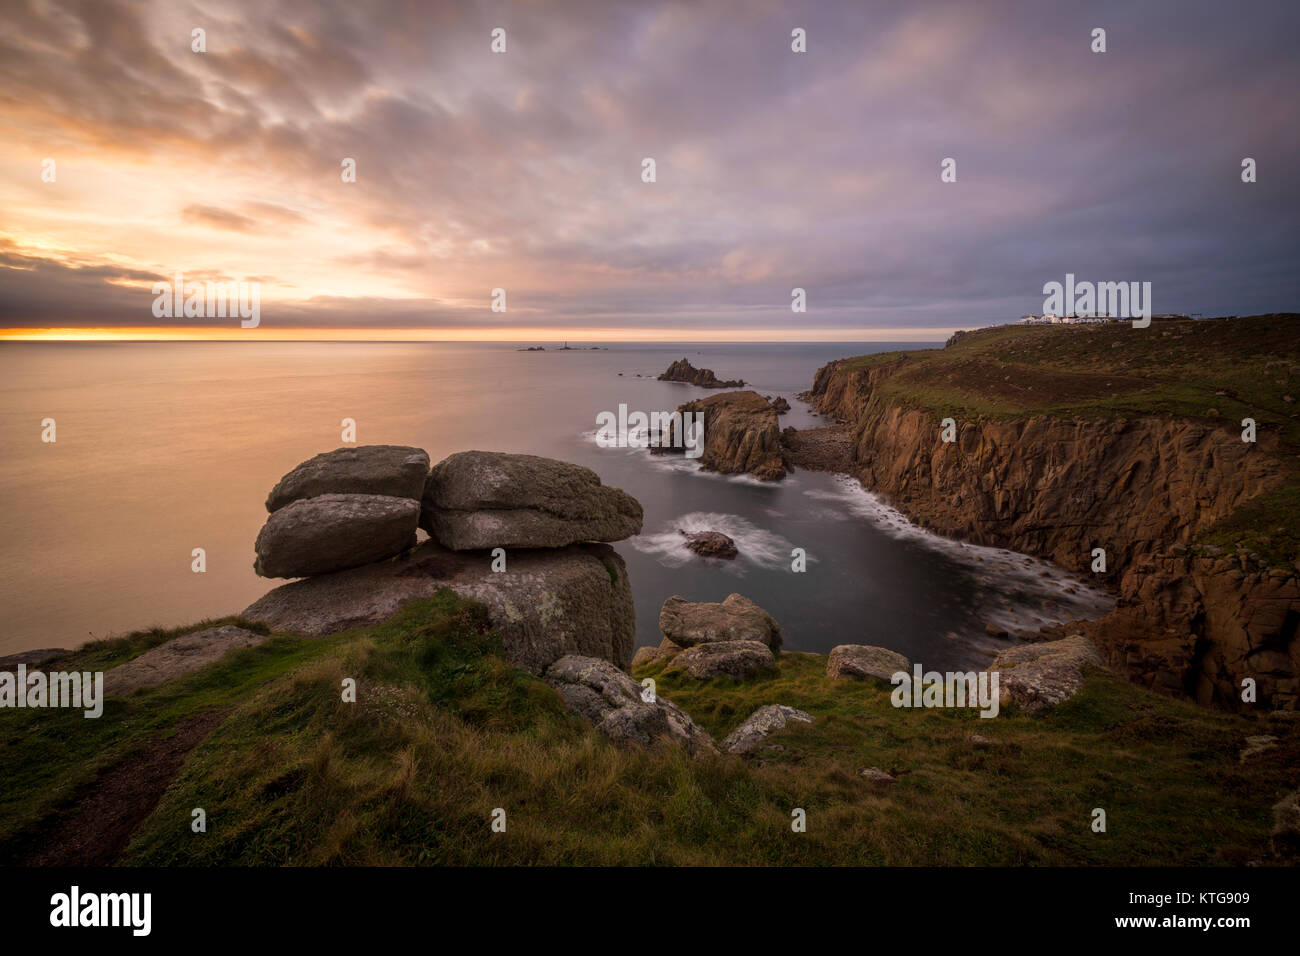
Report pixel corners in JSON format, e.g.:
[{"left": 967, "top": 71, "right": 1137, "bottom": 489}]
[
  {"left": 632, "top": 637, "right": 685, "bottom": 669},
  {"left": 679, "top": 530, "right": 739, "bottom": 560},
  {"left": 968, "top": 734, "right": 997, "bottom": 747},
  {"left": 545, "top": 655, "right": 716, "bottom": 755},
  {"left": 987, "top": 634, "right": 1104, "bottom": 713},
  {"left": 826, "top": 644, "right": 910, "bottom": 682},
  {"left": 1240, "top": 735, "right": 1279, "bottom": 762},
  {"left": 1273, "top": 788, "right": 1300, "bottom": 858},
  {"left": 104, "top": 625, "right": 269, "bottom": 696},
  {"left": 721, "top": 704, "right": 814, "bottom": 754},
  {"left": 659, "top": 593, "right": 782, "bottom": 650},
  {"left": 0, "top": 648, "right": 69, "bottom": 672},
  {"left": 667, "top": 640, "right": 777, "bottom": 682},
  {"left": 859, "top": 767, "right": 895, "bottom": 783}
]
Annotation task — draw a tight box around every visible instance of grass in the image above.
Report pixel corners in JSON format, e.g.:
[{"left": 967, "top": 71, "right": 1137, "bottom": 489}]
[
  {"left": 2, "top": 593, "right": 1294, "bottom": 866},
  {"left": 836, "top": 315, "right": 1300, "bottom": 565},
  {"left": 843, "top": 316, "right": 1300, "bottom": 438}
]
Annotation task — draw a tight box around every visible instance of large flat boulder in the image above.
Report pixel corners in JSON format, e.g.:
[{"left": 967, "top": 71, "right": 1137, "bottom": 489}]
[
  {"left": 544, "top": 655, "right": 716, "bottom": 755},
  {"left": 987, "top": 634, "right": 1104, "bottom": 713},
  {"left": 243, "top": 539, "right": 635, "bottom": 675},
  {"left": 253, "top": 493, "right": 419, "bottom": 578},
  {"left": 666, "top": 639, "right": 777, "bottom": 682},
  {"left": 827, "top": 644, "right": 911, "bottom": 682},
  {"left": 265, "top": 445, "right": 429, "bottom": 512},
  {"left": 722, "top": 704, "right": 814, "bottom": 755},
  {"left": 420, "top": 451, "right": 643, "bottom": 550},
  {"left": 104, "top": 625, "right": 269, "bottom": 697},
  {"left": 658, "top": 593, "right": 782, "bottom": 651}
]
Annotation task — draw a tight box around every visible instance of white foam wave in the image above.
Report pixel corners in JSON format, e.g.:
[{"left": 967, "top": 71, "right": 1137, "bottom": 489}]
[
  {"left": 628, "top": 511, "right": 805, "bottom": 573},
  {"left": 805, "top": 475, "right": 1114, "bottom": 636}
]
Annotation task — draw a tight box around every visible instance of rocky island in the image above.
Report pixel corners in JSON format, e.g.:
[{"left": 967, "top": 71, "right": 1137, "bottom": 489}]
[{"left": 657, "top": 357, "right": 746, "bottom": 388}]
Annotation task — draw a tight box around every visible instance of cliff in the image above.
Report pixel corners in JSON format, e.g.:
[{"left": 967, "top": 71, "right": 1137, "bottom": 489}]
[{"left": 802, "top": 316, "right": 1300, "bottom": 710}]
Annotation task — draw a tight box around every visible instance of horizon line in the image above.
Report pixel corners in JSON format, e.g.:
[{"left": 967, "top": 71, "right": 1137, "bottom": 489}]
[{"left": 0, "top": 326, "right": 967, "bottom": 343}]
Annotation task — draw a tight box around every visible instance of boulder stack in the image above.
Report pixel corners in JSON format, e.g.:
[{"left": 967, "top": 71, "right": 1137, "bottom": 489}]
[{"left": 247, "top": 446, "right": 644, "bottom": 676}]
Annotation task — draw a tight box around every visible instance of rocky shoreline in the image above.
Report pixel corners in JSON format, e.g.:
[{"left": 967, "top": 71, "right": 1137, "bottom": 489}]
[{"left": 794, "top": 332, "right": 1299, "bottom": 712}]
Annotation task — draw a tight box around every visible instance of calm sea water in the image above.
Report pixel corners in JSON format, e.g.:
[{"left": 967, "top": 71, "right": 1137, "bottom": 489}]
[{"left": 0, "top": 341, "right": 1111, "bottom": 666}]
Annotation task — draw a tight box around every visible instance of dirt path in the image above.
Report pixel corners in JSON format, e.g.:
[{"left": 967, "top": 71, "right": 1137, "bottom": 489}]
[{"left": 6, "top": 709, "right": 229, "bottom": 866}]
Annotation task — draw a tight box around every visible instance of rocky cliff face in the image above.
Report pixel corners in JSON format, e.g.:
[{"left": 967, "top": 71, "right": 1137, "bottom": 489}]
[
  {"left": 679, "top": 390, "right": 788, "bottom": 481},
  {"left": 804, "top": 358, "right": 1298, "bottom": 710}
]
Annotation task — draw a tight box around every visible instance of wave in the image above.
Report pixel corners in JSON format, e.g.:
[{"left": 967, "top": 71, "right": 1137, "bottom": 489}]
[
  {"left": 805, "top": 475, "right": 1114, "bottom": 636},
  {"left": 628, "top": 511, "right": 806, "bottom": 573}
]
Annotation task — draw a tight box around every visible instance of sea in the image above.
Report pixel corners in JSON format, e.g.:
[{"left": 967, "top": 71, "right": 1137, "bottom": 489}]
[{"left": 0, "top": 341, "right": 1112, "bottom": 667}]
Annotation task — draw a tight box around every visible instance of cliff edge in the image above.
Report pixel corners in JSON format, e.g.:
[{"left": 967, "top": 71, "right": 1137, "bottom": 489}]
[{"left": 801, "top": 315, "right": 1300, "bottom": 710}]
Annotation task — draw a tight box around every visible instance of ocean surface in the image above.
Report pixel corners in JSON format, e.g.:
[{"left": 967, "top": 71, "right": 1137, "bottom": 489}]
[{"left": 0, "top": 341, "right": 1112, "bottom": 667}]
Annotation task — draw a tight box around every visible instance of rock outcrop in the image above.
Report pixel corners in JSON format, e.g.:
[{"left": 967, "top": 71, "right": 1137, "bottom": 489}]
[
  {"left": 657, "top": 358, "right": 744, "bottom": 389},
  {"left": 987, "top": 634, "right": 1104, "bottom": 713},
  {"left": 420, "top": 450, "right": 642, "bottom": 550},
  {"left": 265, "top": 445, "right": 429, "bottom": 512},
  {"left": 659, "top": 594, "right": 782, "bottom": 651},
  {"left": 677, "top": 391, "right": 788, "bottom": 481},
  {"left": 680, "top": 530, "right": 738, "bottom": 559},
  {"left": 802, "top": 352, "right": 1297, "bottom": 710},
  {"left": 544, "top": 655, "right": 717, "bottom": 755},
  {"left": 666, "top": 640, "right": 777, "bottom": 681},
  {"left": 245, "top": 540, "right": 635, "bottom": 675},
  {"left": 103, "top": 625, "right": 269, "bottom": 697},
  {"left": 247, "top": 448, "right": 643, "bottom": 675},
  {"left": 254, "top": 494, "right": 419, "bottom": 578},
  {"left": 721, "top": 704, "right": 814, "bottom": 754},
  {"left": 826, "top": 644, "right": 911, "bottom": 682}
]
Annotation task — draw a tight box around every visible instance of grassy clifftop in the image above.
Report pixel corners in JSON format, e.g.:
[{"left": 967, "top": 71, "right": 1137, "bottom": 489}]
[
  {"left": 831, "top": 315, "right": 1300, "bottom": 567},
  {"left": 1, "top": 593, "right": 1295, "bottom": 866},
  {"left": 842, "top": 315, "right": 1300, "bottom": 441}
]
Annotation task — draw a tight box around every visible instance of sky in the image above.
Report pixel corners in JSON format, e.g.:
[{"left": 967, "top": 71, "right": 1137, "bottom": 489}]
[{"left": 0, "top": 0, "right": 1297, "bottom": 341}]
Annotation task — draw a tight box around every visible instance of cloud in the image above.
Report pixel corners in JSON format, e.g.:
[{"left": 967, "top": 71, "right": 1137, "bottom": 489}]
[
  {"left": 182, "top": 204, "right": 259, "bottom": 232},
  {"left": 0, "top": 0, "right": 1296, "bottom": 332}
]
